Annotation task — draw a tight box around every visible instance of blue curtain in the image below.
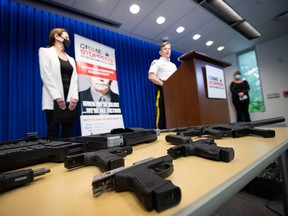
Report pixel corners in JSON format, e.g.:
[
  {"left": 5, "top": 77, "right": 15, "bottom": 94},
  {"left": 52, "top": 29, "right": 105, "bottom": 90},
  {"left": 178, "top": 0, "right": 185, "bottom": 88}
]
[{"left": 0, "top": 0, "right": 182, "bottom": 141}]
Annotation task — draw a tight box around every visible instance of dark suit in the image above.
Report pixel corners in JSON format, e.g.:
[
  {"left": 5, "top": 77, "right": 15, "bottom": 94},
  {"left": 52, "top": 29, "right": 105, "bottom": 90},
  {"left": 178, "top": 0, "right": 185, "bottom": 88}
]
[{"left": 79, "top": 87, "right": 120, "bottom": 115}]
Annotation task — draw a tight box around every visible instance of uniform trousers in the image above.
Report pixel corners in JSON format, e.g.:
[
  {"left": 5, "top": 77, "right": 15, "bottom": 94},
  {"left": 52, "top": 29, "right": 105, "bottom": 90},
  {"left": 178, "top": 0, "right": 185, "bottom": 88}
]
[{"left": 155, "top": 85, "right": 166, "bottom": 129}]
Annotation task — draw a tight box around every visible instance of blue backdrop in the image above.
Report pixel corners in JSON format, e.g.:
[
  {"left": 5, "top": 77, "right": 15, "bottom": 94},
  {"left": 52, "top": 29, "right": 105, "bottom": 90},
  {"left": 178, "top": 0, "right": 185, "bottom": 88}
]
[{"left": 0, "top": 0, "right": 182, "bottom": 141}]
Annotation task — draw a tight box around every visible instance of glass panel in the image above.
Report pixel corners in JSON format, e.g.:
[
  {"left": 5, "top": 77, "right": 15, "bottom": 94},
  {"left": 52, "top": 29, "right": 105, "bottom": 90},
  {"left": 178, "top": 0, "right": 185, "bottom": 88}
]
[{"left": 237, "top": 50, "right": 265, "bottom": 112}]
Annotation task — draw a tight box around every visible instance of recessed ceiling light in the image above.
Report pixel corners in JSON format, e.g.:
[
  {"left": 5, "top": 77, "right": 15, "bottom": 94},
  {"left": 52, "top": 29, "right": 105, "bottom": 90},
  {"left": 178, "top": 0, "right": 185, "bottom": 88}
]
[
  {"left": 217, "top": 46, "right": 225, "bottom": 51},
  {"left": 156, "top": 16, "right": 166, "bottom": 24},
  {"left": 192, "top": 34, "right": 201, "bottom": 40},
  {"left": 129, "top": 4, "right": 140, "bottom": 14},
  {"left": 206, "top": 40, "right": 214, "bottom": 46},
  {"left": 176, "top": 26, "right": 185, "bottom": 33}
]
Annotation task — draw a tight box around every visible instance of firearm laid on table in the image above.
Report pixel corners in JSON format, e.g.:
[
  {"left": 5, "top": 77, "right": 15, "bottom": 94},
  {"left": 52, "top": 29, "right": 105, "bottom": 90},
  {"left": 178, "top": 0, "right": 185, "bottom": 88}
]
[
  {"left": 166, "top": 136, "right": 234, "bottom": 162},
  {"left": 0, "top": 135, "right": 87, "bottom": 173},
  {"left": 162, "top": 117, "right": 285, "bottom": 139},
  {"left": 92, "top": 155, "right": 181, "bottom": 212},
  {"left": 70, "top": 128, "right": 160, "bottom": 150},
  {"left": 0, "top": 168, "right": 50, "bottom": 193},
  {"left": 0, "top": 128, "right": 159, "bottom": 173},
  {"left": 64, "top": 146, "right": 133, "bottom": 171}
]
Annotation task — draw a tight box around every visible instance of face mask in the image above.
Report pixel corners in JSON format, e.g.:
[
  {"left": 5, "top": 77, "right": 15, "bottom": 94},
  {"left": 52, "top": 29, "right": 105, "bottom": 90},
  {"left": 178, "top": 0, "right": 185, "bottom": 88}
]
[
  {"left": 61, "top": 36, "right": 71, "bottom": 49},
  {"left": 234, "top": 75, "right": 241, "bottom": 80}
]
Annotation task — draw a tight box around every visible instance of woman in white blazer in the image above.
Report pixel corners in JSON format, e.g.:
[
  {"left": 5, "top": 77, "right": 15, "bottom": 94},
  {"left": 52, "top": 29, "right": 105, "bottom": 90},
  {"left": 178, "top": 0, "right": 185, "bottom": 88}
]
[{"left": 39, "top": 28, "right": 78, "bottom": 138}]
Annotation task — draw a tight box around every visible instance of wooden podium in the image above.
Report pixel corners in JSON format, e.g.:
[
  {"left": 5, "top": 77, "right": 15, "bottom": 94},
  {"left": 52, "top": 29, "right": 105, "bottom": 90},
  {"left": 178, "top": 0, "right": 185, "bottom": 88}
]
[{"left": 163, "top": 50, "right": 231, "bottom": 128}]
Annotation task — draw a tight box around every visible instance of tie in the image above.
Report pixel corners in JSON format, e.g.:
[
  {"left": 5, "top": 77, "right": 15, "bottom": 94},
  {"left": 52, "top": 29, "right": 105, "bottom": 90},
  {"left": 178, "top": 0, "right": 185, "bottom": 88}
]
[{"left": 99, "top": 97, "right": 105, "bottom": 102}]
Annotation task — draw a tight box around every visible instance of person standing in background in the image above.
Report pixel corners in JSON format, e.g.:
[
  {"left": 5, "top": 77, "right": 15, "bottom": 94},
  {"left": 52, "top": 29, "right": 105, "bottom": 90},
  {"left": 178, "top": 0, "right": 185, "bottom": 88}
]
[
  {"left": 39, "top": 28, "right": 78, "bottom": 138},
  {"left": 148, "top": 41, "right": 177, "bottom": 129},
  {"left": 230, "top": 71, "right": 251, "bottom": 122}
]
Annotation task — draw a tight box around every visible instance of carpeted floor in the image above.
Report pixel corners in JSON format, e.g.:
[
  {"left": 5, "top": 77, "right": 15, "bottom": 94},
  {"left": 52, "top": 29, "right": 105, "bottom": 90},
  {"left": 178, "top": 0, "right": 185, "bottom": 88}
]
[{"left": 211, "top": 190, "right": 284, "bottom": 216}]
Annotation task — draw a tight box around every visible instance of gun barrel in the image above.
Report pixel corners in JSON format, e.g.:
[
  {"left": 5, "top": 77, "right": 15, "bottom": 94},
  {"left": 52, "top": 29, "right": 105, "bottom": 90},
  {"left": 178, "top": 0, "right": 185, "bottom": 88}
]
[
  {"left": 33, "top": 168, "right": 51, "bottom": 177},
  {"left": 249, "top": 117, "right": 285, "bottom": 127},
  {"left": 0, "top": 168, "right": 50, "bottom": 193},
  {"left": 160, "top": 126, "right": 195, "bottom": 133}
]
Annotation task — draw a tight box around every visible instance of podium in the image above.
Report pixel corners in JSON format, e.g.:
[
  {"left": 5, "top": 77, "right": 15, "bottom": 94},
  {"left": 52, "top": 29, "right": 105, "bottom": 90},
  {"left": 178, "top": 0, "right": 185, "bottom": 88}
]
[{"left": 163, "top": 50, "right": 231, "bottom": 128}]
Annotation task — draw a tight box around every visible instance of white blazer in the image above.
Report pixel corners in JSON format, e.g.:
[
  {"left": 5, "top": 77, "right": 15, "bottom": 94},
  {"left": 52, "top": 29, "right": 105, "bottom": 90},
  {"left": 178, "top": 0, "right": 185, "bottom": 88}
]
[{"left": 39, "top": 46, "right": 78, "bottom": 110}]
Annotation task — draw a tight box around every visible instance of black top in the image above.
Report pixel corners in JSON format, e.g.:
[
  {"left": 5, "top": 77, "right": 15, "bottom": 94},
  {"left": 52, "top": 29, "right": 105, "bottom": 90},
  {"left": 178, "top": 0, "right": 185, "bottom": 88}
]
[
  {"left": 59, "top": 58, "right": 73, "bottom": 100},
  {"left": 230, "top": 80, "right": 250, "bottom": 103}
]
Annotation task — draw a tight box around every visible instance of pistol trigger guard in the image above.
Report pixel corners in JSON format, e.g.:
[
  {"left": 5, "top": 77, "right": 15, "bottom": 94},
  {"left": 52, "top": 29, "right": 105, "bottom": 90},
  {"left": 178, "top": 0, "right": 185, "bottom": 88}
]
[{"left": 152, "top": 162, "right": 173, "bottom": 178}]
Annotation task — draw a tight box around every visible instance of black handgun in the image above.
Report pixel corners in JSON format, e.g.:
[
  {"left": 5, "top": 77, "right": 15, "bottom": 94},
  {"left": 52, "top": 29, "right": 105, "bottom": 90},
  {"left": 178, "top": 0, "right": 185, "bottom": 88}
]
[
  {"left": 92, "top": 155, "right": 181, "bottom": 212},
  {"left": 64, "top": 146, "right": 133, "bottom": 171},
  {"left": 0, "top": 168, "right": 50, "bottom": 193},
  {"left": 166, "top": 134, "right": 234, "bottom": 162}
]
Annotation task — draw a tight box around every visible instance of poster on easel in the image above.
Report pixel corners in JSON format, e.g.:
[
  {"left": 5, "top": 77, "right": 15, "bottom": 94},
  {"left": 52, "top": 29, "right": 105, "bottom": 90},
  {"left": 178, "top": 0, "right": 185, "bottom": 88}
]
[{"left": 74, "top": 34, "right": 124, "bottom": 135}]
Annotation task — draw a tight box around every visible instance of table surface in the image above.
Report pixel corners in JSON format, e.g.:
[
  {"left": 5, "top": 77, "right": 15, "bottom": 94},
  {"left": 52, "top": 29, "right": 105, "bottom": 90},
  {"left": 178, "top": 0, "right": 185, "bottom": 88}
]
[{"left": 1, "top": 127, "right": 288, "bottom": 216}]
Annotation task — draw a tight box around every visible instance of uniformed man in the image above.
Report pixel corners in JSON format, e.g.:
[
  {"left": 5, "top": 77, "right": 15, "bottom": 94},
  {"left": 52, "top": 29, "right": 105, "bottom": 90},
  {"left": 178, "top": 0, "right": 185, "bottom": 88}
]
[{"left": 148, "top": 41, "right": 177, "bottom": 129}]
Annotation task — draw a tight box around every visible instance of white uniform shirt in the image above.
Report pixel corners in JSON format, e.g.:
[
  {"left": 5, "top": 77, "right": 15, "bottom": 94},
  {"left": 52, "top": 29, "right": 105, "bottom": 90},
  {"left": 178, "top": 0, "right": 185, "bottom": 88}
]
[{"left": 148, "top": 57, "right": 177, "bottom": 81}]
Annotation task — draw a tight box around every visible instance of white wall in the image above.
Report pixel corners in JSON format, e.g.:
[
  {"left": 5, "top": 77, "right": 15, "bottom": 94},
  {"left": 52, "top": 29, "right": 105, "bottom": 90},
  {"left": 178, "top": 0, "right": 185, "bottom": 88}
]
[{"left": 222, "top": 34, "right": 288, "bottom": 126}]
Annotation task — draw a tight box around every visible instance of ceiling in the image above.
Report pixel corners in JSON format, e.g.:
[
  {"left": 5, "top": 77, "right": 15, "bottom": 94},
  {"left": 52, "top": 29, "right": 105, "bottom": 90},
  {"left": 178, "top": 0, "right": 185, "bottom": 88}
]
[{"left": 22, "top": 0, "right": 288, "bottom": 59}]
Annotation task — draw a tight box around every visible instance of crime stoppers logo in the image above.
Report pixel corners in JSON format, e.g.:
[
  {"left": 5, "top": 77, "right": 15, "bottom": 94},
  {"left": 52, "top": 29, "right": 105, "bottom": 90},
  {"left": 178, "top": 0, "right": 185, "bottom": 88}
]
[
  {"left": 79, "top": 43, "right": 114, "bottom": 66},
  {"left": 208, "top": 75, "right": 225, "bottom": 89}
]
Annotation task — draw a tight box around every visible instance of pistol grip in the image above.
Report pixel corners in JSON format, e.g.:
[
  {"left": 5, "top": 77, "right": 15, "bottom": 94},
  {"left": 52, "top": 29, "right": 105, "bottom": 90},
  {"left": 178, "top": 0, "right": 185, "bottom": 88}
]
[
  {"left": 114, "top": 170, "right": 181, "bottom": 212},
  {"left": 191, "top": 145, "right": 235, "bottom": 162},
  {"left": 64, "top": 154, "right": 85, "bottom": 169},
  {"left": 249, "top": 128, "right": 275, "bottom": 138},
  {"left": 85, "top": 152, "right": 124, "bottom": 171},
  {"left": 165, "top": 134, "right": 192, "bottom": 145},
  {"left": 65, "top": 151, "right": 125, "bottom": 171}
]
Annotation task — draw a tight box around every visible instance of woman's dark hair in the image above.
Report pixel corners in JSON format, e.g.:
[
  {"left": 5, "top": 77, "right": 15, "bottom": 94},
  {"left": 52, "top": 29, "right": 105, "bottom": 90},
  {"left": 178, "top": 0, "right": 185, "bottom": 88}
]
[
  {"left": 233, "top": 71, "right": 241, "bottom": 76},
  {"left": 48, "top": 28, "right": 67, "bottom": 47}
]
